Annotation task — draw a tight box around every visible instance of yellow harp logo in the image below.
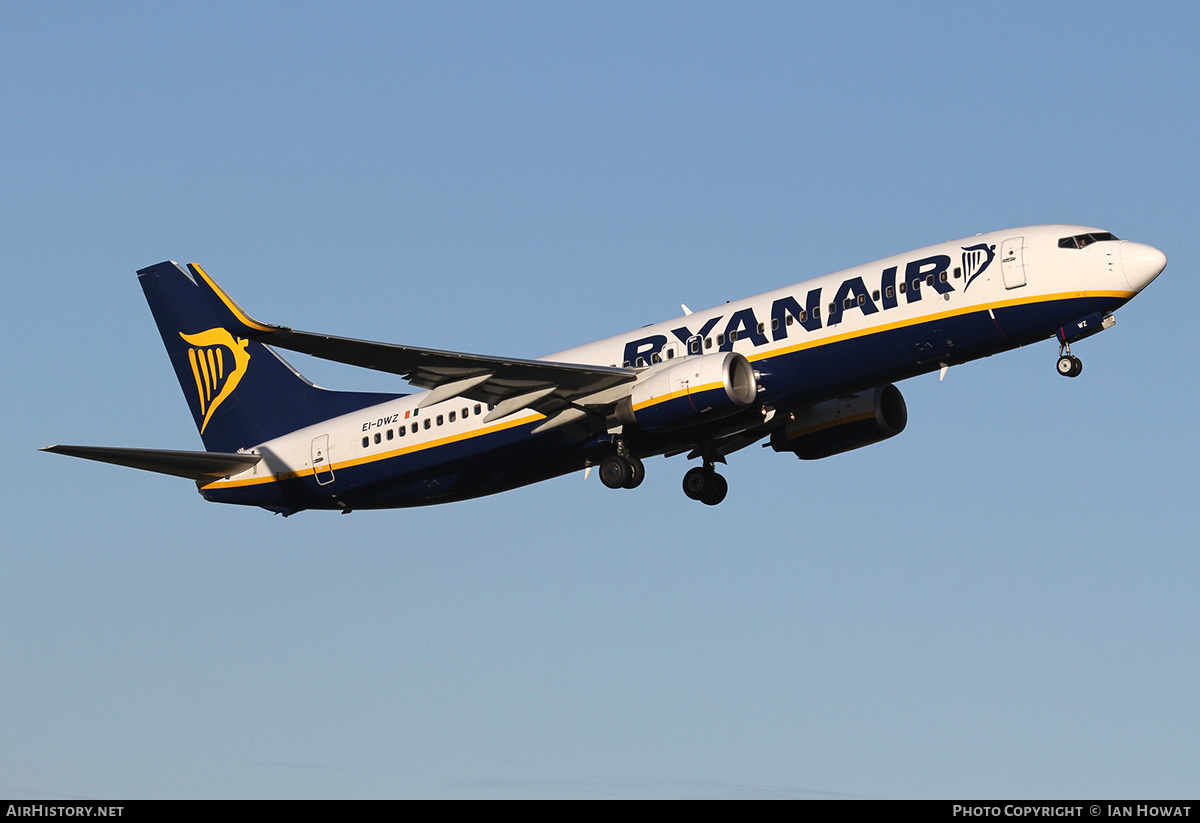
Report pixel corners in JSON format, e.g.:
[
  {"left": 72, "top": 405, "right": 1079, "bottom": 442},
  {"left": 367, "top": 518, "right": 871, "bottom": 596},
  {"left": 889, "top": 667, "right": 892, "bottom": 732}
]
[{"left": 179, "top": 328, "right": 251, "bottom": 433}]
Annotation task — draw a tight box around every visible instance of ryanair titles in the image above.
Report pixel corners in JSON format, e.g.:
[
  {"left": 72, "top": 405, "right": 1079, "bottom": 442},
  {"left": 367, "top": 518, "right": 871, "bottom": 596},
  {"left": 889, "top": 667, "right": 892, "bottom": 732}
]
[{"left": 621, "top": 246, "right": 996, "bottom": 367}]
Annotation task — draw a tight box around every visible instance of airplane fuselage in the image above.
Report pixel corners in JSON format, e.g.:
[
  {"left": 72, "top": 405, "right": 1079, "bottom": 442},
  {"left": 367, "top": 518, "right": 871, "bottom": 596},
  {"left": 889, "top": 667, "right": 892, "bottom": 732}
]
[{"left": 192, "top": 224, "right": 1164, "bottom": 512}]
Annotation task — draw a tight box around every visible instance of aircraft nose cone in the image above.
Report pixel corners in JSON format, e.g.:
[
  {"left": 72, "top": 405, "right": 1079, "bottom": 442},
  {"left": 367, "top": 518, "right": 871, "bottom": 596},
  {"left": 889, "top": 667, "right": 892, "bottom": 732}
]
[{"left": 1120, "top": 241, "right": 1167, "bottom": 292}]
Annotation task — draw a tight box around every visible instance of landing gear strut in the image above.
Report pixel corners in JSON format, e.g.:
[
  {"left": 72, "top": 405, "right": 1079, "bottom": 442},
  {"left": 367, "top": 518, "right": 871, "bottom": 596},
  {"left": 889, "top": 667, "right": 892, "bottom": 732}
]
[{"left": 1056, "top": 342, "right": 1083, "bottom": 378}]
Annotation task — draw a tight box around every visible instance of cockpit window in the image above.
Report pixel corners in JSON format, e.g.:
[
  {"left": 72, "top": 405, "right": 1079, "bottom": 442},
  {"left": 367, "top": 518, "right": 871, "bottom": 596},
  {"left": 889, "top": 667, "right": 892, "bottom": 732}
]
[{"left": 1058, "top": 232, "right": 1119, "bottom": 249}]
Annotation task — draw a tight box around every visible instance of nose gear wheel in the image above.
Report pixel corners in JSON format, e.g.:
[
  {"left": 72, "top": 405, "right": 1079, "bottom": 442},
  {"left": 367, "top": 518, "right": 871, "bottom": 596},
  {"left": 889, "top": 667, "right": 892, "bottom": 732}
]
[{"left": 1056, "top": 342, "right": 1083, "bottom": 378}]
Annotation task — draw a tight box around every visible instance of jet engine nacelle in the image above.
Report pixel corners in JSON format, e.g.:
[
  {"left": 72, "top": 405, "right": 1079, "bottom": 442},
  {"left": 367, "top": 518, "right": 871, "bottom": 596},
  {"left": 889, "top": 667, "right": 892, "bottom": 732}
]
[
  {"left": 616, "top": 352, "right": 758, "bottom": 432},
  {"left": 770, "top": 384, "right": 907, "bottom": 460}
]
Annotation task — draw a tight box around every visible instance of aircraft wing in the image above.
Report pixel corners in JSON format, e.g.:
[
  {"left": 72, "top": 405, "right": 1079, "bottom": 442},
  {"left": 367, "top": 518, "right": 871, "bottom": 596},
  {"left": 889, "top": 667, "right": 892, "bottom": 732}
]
[
  {"left": 252, "top": 327, "right": 636, "bottom": 404},
  {"left": 175, "top": 262, "right": 638, "bottom": 427}
]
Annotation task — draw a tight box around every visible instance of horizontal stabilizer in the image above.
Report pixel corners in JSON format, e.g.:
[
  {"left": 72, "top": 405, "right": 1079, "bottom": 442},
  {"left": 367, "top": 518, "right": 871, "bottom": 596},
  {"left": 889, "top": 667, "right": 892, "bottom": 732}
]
[{"left": 41, "top": 445, "right": 261, "bottom": 480}]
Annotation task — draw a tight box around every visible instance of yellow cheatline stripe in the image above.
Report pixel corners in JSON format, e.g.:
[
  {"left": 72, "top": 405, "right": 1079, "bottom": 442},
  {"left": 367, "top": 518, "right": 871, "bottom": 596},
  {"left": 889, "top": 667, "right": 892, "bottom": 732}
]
[
  {"left": 628, "top": 292, "right": 1130, "bottom": 407},
  {"left": 631, "top": 379, "right": 726, "bottom": 412},
  {"left": 201, "top": 289, "right": 1134, "bottom": 490},
  {"left": 189, "top": 264, "right": 275, "bottom": 333},
  {"left": 200, "top": 410, "right": 545, "bottom": 490},
  {"left": 786, "top": 411, "right": 875, "bottom": 439},
  {"left": 747, "top": 290, "right": 1133, "bottom": 363}
]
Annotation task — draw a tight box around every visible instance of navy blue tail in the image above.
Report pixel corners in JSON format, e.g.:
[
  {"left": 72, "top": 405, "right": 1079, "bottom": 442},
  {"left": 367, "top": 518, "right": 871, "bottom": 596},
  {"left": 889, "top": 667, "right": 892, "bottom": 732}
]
[{"left": 138, "top": 261, "right": 402, "bottom": 453}]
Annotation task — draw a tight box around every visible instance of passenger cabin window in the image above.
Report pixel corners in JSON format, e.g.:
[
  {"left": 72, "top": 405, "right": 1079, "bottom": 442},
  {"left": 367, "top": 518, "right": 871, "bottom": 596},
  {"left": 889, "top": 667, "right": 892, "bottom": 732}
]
[
  {"left": 449, "top": 411, "right": 456, "bottom": 422},
  {"left": 374, "top": 433, "right": 381, "bottom": 444},
  {"left": 362, "top": 437, "right": 369, "bottom": 448}
]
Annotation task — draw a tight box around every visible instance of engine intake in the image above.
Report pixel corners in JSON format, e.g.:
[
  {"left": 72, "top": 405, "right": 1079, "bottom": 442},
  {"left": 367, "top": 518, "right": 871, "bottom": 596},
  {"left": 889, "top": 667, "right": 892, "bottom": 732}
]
[
  {"left": 771, "top": 384, "right": 907, "bottom": 460},
  {"left": 616, "top": 352, "right": 757, "bottom": 432}
]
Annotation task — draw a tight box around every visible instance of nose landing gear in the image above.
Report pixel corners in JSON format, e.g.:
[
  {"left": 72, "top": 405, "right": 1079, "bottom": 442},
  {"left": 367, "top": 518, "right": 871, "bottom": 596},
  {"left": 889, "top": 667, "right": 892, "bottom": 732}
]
[
  {"left": 1056, "top": 343, "right": 1083, "bottom": 378},
  {"left": 1054, "top": 312, "right": 1116, "bottom": 378}
]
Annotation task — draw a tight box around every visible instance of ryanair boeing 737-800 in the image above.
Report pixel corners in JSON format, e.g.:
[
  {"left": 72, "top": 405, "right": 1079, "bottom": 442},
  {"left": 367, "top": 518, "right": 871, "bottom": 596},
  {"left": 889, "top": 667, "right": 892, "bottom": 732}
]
[{"left": 43, "top": 225, "right": 1166, "bottom": 514}]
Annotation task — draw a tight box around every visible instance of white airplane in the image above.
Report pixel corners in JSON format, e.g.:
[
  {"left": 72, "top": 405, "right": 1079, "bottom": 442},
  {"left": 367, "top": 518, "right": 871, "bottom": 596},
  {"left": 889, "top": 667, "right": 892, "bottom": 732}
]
[{"left": 43, "top": 225, "right": 1166, "bottom": 514}]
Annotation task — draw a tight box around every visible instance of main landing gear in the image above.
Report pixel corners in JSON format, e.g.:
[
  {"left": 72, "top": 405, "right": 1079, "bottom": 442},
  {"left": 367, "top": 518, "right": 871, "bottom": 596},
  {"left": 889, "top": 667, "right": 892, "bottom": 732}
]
[
  {"left": 682, "top": 465, "right": 728, "bottom": 506},
  {"left": 1056, "top": 342, "right": 1083, "bottom": 378},
  {"left": 681, "top": 442, "right": 729, "bottom": 506},
  {"left": 597, "top": 438, "right": 729, "bottom": 505},
  {"left": 599, "top": 452, "right": 644, "bottom": 490}
]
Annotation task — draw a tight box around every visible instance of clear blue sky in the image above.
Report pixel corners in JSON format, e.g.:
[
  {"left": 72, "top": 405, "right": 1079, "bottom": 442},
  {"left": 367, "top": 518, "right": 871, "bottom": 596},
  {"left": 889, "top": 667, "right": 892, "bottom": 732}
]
[{"left": 3, "top": 1, "right": 1197, "bottom": 799}]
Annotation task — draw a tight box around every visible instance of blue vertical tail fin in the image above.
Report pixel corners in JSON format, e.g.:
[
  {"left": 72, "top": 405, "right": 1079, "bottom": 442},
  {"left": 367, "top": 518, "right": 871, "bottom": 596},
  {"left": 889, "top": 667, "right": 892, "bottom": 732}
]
[{"left": 137, "top": 261, "right": 401, "bottom": 453}]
